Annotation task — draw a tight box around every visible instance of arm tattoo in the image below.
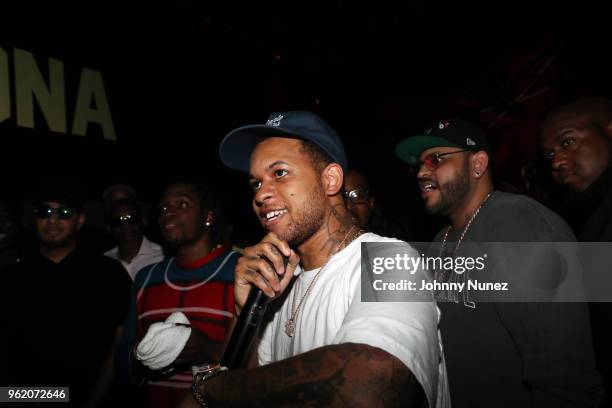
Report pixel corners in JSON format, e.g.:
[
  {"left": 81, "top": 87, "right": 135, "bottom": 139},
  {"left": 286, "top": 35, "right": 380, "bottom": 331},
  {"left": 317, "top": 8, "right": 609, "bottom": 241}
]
[{"left": 197, "top": 343, "right": 427, "bottom": 407}]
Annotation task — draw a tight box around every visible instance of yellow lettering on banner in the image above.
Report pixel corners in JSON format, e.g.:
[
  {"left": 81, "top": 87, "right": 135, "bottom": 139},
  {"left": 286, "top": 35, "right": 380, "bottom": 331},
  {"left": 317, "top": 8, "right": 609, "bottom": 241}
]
[
  {"left": 72, "top": 68, "right": 116, "bottom": 141},
  {"left": 0, "top": 47, "right": 9, "bottom": 122},
  {"left": 14, "top": 48, "right": 66, "bottom": 133}
]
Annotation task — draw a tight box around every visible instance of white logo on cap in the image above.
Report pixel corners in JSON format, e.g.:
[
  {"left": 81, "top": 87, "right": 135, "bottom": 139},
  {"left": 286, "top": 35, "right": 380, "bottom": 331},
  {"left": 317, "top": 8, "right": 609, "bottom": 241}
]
[
  {"left": 466, "top": 137, "right": 476, "bottom": 146},
  {"left": 266, "top": 114, "right": 284, "bottom": 127}
]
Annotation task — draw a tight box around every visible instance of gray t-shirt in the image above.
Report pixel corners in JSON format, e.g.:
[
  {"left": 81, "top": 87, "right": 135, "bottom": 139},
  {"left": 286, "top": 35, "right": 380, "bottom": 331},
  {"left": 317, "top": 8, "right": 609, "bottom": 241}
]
[{"left": 433, "top": 191, "right": 602, "bottom": 407}]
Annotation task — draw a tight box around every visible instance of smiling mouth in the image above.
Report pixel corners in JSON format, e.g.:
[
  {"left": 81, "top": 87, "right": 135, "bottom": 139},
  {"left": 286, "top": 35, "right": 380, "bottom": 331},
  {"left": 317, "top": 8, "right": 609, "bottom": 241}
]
[
  {"left": 262, "top": 209, "right": 288, "bottom": 223},
  {"left": 419, "top": 181, "right": 438, "bottom": 196}
]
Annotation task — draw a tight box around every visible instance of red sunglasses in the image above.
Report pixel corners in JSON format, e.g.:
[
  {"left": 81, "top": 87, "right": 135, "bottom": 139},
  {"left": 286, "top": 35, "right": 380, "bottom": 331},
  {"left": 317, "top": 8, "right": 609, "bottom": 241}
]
[{"left": 411, "top": 150, "right": 467, "bottom": 171}]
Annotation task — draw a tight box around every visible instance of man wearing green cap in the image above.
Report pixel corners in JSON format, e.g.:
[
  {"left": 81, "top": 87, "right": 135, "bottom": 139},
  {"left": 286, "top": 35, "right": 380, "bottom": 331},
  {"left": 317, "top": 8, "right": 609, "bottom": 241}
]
[{"left": 396, "top": 117, "right": 603, "bottom": 407}]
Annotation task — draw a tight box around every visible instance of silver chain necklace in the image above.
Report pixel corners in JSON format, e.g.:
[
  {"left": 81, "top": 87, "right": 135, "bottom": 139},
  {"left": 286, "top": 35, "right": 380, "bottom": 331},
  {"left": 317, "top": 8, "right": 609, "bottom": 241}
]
[
  {"left": 284, "top": 225, "right": 362, "bottom": 337},
  {"left": 439, "top": 192, "right": 493, "bottom": 256}
]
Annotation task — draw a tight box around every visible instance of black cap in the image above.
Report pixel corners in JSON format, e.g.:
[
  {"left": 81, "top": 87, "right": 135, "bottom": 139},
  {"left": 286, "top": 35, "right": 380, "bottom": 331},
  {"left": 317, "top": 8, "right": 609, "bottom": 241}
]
[
  {"left": 396, "top": 117, "right": 491, "bottom": 164},
  {"left": 34, "top": 179, "right": 83, "bottom": 211},
  {"left": 219, "top": 111, "right": 347, "bottom": 172},
  {"left": 101, "top": 184, "right": 136, "bottom": 203}
]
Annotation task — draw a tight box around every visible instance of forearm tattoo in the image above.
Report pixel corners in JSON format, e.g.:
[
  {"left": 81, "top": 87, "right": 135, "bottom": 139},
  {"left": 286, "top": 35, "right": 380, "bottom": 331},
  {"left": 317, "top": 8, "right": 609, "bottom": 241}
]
[{"left": 197, "top": 343, "right": 426, "bottom": 407}]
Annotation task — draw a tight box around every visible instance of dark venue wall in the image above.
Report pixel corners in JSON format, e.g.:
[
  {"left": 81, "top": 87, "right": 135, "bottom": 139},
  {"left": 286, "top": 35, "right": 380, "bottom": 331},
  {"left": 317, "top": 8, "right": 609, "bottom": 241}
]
[{"left": 1, "top": 1, "right": 611, "bottom": 244}]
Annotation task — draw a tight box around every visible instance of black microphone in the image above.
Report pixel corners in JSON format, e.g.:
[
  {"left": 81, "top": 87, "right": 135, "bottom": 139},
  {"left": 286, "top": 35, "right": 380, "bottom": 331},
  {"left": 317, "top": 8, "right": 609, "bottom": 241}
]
[{"left": 220, "top": 255, "right": 289, "bottom": 369}]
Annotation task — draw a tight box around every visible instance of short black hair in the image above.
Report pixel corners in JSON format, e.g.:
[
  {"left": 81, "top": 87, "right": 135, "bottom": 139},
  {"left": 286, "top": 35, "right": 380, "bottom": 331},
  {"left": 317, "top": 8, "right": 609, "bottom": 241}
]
[
  {"left": 299, "top": 139, "right": 333, "bottom": 173},
  {"left": 162, "top": 178, "right": 223, "bottom": 245},
  {"left": 164, "top": 178, "right": 215, "bottom": 211},
  {"left": 543, "top": 97, "right": 612, "bottom": 130}
]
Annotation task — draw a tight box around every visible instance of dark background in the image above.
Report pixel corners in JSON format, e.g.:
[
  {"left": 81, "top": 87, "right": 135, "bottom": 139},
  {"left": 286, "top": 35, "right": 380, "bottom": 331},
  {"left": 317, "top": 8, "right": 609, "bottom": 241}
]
[{"left": 1, "top": 1, "right": 611, "bottom": 242}]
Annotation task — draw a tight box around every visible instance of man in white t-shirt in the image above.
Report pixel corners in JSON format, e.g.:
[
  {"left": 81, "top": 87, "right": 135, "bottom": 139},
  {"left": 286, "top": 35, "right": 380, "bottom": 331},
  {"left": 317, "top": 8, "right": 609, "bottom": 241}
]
[
  {"left": 104, "top": 198, "right": 164, "bottom": 280},
  {"left": 181, "top": 111, "right": 449, "bottom": 407}
]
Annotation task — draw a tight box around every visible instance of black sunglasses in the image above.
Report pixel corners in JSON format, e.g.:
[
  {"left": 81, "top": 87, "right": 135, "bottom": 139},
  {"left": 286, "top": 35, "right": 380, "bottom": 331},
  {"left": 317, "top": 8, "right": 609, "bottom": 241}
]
[
  {"left": 34, "top": 204, "right": 76, "bottom": 220},
  {"left": 110, "top": 214, "right": 141, "bottom": 228}
]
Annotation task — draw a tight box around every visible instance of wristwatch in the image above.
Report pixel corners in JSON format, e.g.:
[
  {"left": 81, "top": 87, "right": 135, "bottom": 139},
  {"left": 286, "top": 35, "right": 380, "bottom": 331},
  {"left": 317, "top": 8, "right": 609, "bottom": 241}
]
[{"left": 192, "top": 364, "right": 228, "bottom": 407}]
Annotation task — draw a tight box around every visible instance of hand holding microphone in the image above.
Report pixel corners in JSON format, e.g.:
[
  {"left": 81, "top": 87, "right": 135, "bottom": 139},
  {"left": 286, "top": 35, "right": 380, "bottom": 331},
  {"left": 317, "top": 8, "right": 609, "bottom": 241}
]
[
  {"left": 233, "top": 232, "right": 300, "bottom": 314},
  {"left": 222, "top": 232, "right": 299, "bottom": 368}
]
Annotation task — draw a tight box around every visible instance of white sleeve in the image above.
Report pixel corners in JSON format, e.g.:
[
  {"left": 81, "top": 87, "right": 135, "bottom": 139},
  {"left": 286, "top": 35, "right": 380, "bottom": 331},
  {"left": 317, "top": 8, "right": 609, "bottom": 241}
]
[
  {"left": 331, "top": 242, "right": 443, "bottom": 407},
  {"left": 257, "top": 319, "right": 273, "bottom": 367}
]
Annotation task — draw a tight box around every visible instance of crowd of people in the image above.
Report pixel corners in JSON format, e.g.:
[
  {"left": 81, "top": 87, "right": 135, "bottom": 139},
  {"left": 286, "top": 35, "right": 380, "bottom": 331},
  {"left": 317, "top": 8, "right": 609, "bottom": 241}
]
[{"left": 0, "top": 97, "right": 611, "bottom": 407}]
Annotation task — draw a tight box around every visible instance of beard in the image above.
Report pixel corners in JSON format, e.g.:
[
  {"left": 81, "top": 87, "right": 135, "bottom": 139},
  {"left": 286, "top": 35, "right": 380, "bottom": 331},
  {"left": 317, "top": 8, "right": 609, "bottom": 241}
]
[
  {"left": 561, "top": 165, "right": 612, "bottom": 209},
  {"left": 426, "top": 161, "right": 471, "bottom": 216},
  {"left": 280, "top": 184, "right": 328, "bottom": 248},
  {"left": 40, "top": 234, "right": 75, "bottom": 251}
]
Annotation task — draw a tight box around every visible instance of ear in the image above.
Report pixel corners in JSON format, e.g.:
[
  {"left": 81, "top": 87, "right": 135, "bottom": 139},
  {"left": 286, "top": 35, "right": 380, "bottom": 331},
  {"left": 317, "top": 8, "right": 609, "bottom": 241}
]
[
  {"left": 321, "top": 163, "right": 344, "bottom": 196},
  {"left": 204, "top": 211, "right": 214, "bottom": 227},
  {"left": 471, "top": 151, "right": 490, "bottom": 178},
  {"left": 605, "top": 119, "right": 612, "bottom": 139},
  {"left": 76, "top": 213, "right": 86, "bottom": 231}
]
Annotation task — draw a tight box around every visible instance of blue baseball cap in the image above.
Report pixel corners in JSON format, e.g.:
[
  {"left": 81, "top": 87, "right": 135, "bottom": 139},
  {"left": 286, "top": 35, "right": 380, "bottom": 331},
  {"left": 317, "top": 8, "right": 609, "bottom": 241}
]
[{"left": 219, "top": 111, "right": 347, "bottom": 172}]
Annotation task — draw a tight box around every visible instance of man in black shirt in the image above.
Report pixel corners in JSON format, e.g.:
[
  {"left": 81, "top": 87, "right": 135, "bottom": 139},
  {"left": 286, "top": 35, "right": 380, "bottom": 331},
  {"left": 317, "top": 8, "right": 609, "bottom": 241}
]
[
  {"left": 0, "top": 183, "right": 131, "bottom": 406},
  {"left": 541, "top": 97, "right": 612, "bottom": 405}
]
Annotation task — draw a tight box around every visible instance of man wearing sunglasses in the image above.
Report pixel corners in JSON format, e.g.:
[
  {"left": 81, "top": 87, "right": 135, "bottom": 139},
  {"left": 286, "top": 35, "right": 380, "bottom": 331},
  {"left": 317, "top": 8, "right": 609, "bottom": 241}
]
[
  {"left": 396, "top": 118, "right": 602, "bottom": 407},
  {"left": 0, "top": 184, "right": 132, "bottom": 406},
  {"left": 343, "top": 169, "right": 375, "bottom": 228},
  {"left": 33, "top": 202, "right": 83, "bottom": 253},
  {"left": 104, "top": 198, "right": 164, "bottom": 281},
  {"left": 344, "top": 168, "right": 411, "bottom": 240}
]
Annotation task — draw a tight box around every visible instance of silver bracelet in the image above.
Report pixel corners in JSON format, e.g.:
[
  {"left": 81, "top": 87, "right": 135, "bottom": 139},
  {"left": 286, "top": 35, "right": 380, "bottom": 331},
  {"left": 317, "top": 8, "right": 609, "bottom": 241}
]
[{"left": 191, "top": 364, "right": 228, "bottom": 407}]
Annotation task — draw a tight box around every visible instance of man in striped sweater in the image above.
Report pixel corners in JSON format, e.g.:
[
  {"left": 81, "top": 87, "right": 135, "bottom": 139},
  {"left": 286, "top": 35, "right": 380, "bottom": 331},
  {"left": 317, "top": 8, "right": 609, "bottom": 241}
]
[{"left": 116, "top": 179, "right": 239, "bottom": 407}]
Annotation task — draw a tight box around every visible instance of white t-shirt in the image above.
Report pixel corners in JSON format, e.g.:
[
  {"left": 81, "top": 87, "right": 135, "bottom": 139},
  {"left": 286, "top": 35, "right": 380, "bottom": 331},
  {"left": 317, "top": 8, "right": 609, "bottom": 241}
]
[
  {"left": 257, "top": 233, "right": 450, "bottom": 407},
  {"left": 104, "top": 236, "right": 164, "bottom": 281}
]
